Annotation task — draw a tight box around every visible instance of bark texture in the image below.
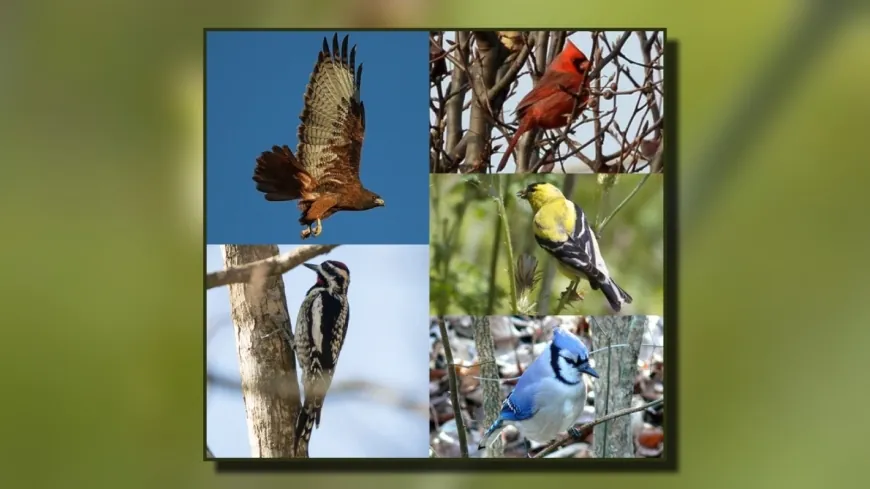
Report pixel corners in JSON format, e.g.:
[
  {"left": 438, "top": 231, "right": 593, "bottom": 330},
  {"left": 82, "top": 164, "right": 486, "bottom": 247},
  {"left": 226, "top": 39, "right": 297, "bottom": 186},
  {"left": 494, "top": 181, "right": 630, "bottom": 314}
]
[
  {"left": 474, "top": 316, "right": 504, "bottom": 457},
  {"left": 591, "top": 315, "right": 644, "bottom": 458},
  {"left": 221, "top": 244, "right": 302, "bottom": 458}
]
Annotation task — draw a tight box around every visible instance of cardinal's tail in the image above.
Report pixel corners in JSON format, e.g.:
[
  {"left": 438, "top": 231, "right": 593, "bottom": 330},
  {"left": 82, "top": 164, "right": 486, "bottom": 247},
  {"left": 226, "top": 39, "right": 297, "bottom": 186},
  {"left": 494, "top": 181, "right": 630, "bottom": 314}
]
[
  {"left": 252, "top": 145, "right": 313, "bottom": 201},
  {"left": 495, "top": 120, "right": 531, "bottom": 173}
]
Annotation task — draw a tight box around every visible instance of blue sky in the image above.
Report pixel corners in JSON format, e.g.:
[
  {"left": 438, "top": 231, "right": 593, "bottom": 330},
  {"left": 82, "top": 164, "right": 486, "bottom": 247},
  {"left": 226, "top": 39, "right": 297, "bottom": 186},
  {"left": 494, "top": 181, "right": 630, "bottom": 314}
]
[
  {"left": 206, "top": 31, "right": 429, "bottom": 244},
  {"left": 206, "top": 244, "right": 430, "bottom": 458},
  {"left": 431, "top": 31, "right": 664, "bottom": 173}
]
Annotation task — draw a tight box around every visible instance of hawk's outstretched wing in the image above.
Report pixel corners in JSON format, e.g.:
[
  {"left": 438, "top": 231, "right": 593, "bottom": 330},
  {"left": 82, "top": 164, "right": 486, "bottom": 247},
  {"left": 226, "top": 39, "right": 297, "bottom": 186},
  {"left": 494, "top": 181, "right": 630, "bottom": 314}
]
[{"left": 297, "top": 33, "right": 366, "bottom": 189}]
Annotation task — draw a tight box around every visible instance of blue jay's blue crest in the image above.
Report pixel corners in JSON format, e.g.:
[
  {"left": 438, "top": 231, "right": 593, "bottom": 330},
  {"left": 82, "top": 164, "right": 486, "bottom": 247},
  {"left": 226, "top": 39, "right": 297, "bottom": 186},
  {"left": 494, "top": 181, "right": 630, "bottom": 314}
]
[{"left": 478, "top": 327, "right": 599, "bottom": 452}]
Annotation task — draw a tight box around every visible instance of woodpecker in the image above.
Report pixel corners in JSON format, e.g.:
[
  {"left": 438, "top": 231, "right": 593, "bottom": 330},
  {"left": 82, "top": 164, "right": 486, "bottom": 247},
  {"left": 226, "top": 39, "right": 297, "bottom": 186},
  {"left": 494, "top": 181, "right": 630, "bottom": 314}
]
[{"left": 292, "top": 260, "right": 351, "bottom": 455}]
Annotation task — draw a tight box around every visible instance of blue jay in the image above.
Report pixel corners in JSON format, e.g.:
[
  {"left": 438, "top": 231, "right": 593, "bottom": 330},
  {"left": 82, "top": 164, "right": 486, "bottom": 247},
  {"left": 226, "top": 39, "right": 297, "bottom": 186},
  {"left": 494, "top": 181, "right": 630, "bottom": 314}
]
[{"left": 478, "top": 327, "right": 599, "bottom": 453}]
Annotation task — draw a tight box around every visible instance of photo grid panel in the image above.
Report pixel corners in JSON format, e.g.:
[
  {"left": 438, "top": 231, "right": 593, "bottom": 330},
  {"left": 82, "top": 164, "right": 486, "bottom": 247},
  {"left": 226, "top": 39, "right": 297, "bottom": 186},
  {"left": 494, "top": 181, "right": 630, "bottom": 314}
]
[
  {"left": 428, "top": 30, "right": 669, "bottom": 463},
  {"left": 202, "top": 28, "right": 670, "bottom": 467},
  {"left": 204, "top": 29, "right": 432, "bottom": 461}
]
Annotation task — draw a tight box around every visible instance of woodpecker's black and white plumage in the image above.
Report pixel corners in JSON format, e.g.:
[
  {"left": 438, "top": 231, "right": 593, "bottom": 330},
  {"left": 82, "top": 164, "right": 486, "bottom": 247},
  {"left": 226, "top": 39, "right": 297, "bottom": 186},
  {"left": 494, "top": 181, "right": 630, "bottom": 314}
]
[{"left": 292, "top": 259, "right": 351, "bottom": 454}]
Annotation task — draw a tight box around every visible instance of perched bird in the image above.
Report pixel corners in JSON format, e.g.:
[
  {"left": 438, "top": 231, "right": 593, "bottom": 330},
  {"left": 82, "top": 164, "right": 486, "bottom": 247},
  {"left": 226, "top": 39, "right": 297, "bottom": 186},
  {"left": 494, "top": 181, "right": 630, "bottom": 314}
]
[
  {"left": 517, "top": 182, "right": 632, "bottom": 312},
  {"left": 253, "top": 33, "right": 385, "bottom": 240},
  {"left": 291, "top": 260, "right": 351, "bottom": 456},
  {"left": 495, "top": 40, "right": 592, "bottom": 173},
  {"left": 478, "top": 327, "right": 599, "bottom": 452}
]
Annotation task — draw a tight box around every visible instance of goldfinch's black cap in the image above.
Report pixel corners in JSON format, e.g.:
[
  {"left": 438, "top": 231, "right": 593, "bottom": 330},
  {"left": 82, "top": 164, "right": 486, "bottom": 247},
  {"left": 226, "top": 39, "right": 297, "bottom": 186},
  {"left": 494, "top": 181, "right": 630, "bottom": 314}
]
[{"left": 516, "top": 182, "right": 542, "bottom": 199}]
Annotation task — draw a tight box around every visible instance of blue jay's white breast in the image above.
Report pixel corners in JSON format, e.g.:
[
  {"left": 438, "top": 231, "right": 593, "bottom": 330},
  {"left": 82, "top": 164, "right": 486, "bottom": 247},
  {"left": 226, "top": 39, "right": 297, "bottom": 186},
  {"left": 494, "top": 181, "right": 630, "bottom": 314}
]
[{"left": 515, "top": 376, "right": 588, "bottom": 443}]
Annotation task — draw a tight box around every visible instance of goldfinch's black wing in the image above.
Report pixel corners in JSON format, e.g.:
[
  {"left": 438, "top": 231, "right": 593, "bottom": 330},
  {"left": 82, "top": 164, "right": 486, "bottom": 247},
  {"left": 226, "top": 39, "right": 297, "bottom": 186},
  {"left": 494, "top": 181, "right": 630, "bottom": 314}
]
[
  {"left": 534, "top": 202, "right": 609, "bottom": 288},
  {"left": 566, "top": 202, "right": 633, "bottom": 310}
]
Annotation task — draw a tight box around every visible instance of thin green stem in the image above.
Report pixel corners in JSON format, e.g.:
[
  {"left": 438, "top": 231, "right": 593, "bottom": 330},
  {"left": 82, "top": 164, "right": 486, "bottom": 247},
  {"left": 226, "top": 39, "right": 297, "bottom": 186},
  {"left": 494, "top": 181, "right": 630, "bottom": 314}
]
[
  {"left": 495, "top": 177, "right": 519, "bottom": 314},
  {"left": 485, "top": 205, "right": 503, "bottom": 316},
  {"left": 597, "top": 173, "right": 651, "bottom": 234}
]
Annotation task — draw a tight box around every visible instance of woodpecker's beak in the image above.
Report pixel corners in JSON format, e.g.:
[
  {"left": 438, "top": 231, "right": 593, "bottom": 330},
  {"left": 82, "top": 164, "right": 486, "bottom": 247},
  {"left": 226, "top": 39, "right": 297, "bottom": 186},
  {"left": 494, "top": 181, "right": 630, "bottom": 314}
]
[
  {"left": 581, "top": 364, "right": 599, "bottom": 378},
  {"left": 302, "top": 263, "right": 319, "bottom": 272},
  {"left": 374, "top": 198, "right": 385, "bottom": 206},
  {"left": 516, "top": 189, "right": 527, "bottom": 199}
]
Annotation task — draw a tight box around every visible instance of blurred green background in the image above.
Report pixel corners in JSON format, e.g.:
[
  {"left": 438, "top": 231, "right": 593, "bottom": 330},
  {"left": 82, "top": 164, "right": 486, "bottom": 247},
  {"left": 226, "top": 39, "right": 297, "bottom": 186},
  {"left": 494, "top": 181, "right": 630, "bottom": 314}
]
[
  {"left": 2, "top": 0, "right": 869, "bottom": 487},
  {"left": 430, "top": 174, "right": 663, "bottom": 316}
]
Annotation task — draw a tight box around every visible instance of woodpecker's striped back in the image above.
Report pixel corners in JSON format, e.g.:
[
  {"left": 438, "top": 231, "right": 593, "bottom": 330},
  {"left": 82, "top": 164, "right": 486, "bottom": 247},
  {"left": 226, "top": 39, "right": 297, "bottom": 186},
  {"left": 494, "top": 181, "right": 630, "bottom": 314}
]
[{"left": 293, "top": 260, "right": 351, "bottom": 455}]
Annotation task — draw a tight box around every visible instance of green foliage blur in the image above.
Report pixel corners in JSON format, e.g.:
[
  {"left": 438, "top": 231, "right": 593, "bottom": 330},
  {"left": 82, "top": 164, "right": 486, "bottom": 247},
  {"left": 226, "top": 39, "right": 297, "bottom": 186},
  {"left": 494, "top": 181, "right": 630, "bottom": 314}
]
[
  {"left": 2, "top": 0, "right": 870, "bottom": 488},
  {"left": 430, "top": 175, "right": 663, "bottom": 316}
]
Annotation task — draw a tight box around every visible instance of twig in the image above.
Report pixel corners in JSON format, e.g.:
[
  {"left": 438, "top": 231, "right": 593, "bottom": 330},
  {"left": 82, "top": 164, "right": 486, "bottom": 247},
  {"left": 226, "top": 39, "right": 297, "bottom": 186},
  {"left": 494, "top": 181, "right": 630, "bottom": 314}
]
[
  {"left": 494, "top": 177, "right": 518, "bottom": 313},
  {"left": 438, "top": 317, "right": 469, "bottom": 457},
  {"left": 597, "top": 173, "right": 651, "bottom": 234},
  {"left": 485, "top": 204, "right": 503, "bottom": 315},
  {"left": 533, "top": 398, "right": 664, "bottom": 458},
  {"left": 206, "top": 245, "right": 339, "bottom": 289},
  {"left": 207, "top": 372, "right": 429, "bottom": 416},
  {"left": 600, "top": 334, "right": 614, "bottom": 457}
]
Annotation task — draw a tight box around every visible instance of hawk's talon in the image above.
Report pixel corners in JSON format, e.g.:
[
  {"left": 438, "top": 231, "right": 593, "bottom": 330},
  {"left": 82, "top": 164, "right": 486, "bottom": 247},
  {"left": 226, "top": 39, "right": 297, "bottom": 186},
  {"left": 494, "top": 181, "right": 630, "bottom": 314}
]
[
  {"left": 301, "top": 226, "right": 312, "bottom": 239},
  {"left": 313, "top": 218, "right": 322, "bottom": 237}
]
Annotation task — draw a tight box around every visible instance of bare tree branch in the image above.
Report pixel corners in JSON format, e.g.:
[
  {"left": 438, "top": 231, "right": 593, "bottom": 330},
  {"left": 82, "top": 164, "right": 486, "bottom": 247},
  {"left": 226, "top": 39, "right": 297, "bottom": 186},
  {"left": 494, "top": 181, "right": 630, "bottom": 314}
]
[
  {"left": 208, "top": 372, "right": 428, "bottom": 416},
  {"left": 533, "top": 398, "right": 663, "bottom": 458},
  {"left": 206, "top": 244, "right": 339, "bottom": 289},
  {"left": 438, "top": 317, "right": 469, "bottom": 457}
]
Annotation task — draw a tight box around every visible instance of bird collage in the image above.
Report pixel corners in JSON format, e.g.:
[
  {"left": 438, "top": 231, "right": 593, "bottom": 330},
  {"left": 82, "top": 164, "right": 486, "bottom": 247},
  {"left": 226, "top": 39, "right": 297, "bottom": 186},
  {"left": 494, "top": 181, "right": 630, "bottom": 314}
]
[{"left": 204, "top": 29, "right": 669, "bottom": 467}]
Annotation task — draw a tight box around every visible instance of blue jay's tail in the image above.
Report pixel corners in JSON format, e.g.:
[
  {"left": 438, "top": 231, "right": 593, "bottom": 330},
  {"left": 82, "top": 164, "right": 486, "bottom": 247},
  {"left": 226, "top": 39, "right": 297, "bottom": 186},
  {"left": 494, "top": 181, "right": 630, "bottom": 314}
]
[
  {"left": 478, "top": 418, "right": 506, "bottom": 450},
  {"left": 600, "top": 277, "right": 632, "bottom": 312}
]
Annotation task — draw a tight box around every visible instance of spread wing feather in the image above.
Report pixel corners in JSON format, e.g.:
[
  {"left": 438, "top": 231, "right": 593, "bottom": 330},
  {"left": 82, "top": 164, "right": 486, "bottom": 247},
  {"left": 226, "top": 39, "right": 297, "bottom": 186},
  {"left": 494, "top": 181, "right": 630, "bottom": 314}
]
[{"left": 296, "top": 33, "right": 366, "bottom": 188}]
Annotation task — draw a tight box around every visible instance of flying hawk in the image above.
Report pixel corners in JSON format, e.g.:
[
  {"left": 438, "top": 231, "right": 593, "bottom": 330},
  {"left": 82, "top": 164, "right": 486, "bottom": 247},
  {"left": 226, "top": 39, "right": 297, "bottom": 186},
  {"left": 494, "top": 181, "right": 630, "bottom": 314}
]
[{"left": 253, "top": 33, "right": 385, "bottom": 240}]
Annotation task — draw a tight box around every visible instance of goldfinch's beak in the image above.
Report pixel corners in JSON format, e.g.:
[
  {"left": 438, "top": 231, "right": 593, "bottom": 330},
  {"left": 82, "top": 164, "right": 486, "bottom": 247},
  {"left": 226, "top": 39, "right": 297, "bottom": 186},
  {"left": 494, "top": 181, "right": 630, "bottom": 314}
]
[
  {"left": 374, "top": 198, "right": 385, "bottom": 206},
  {"left": 516, "top": 189, "right": 528, "bottom": 199},
  {"left": 302, "top": 263, "right": 319, "bottom": 272}
]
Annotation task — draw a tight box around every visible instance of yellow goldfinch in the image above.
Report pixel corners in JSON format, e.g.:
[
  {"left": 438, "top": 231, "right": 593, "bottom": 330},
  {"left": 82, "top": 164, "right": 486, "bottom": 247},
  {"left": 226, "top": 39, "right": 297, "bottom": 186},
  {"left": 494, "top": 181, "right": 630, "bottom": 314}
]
[{"left": 517, "top": 182, "right": 633, "bottom": 312}]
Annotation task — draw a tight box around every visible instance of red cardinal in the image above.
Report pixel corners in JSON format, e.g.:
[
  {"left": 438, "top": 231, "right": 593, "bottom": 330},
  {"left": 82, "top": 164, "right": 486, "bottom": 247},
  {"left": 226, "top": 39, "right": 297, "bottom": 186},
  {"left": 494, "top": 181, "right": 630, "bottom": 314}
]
[{"left": 495, "top": 40, "right": 592, "bottom": 172}]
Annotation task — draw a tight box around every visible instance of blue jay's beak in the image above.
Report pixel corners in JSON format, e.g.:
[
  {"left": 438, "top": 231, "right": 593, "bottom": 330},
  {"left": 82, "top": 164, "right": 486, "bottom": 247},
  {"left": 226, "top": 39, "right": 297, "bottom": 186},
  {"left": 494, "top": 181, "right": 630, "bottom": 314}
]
[
  {"left": 302, "top": 263, "right": 319, "bottom": 272},
  {"left": 581, "top": 364, "right": 599, "bottom": 378}
]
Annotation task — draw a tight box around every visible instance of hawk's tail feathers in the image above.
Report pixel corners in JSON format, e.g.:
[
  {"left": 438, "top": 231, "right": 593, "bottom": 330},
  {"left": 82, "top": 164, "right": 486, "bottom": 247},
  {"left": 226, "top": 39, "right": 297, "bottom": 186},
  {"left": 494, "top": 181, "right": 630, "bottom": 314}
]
[
  {"left": 600, "top": 277, "right": 633, "bottom": 312},
  {"left": 253, "top": 145, "right": 314, "bottom": 201},
  {"left": 294, "top": 397, "right": 324, "bottom": 454}
]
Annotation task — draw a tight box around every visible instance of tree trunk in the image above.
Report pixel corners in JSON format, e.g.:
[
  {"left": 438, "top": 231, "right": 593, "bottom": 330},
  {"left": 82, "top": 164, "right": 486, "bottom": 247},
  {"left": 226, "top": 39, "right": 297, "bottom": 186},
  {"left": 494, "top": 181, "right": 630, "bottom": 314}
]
[
  {"left": 221, "top": 244, "right": 302, "bottom": 458},
  {"left": 474, "top": 316, "right": 504, "bottom": 457},
  {"left": 591, "top": 315, "right": 644, "bottom": 458}
]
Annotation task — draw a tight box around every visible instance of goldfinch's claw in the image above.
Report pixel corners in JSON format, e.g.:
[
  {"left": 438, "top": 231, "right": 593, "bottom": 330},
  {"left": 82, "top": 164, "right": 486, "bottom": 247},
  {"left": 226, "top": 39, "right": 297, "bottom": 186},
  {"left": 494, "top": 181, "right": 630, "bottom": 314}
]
[{"left": 313, "top": 219, "right": 322, "bottom": 237}]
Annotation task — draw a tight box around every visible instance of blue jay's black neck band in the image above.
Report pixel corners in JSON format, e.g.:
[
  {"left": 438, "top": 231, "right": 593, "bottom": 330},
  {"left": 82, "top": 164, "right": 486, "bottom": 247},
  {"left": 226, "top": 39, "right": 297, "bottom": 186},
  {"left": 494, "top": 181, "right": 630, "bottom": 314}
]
[{"left": 550, "top": 342, "right": 581, "bottom": 386}]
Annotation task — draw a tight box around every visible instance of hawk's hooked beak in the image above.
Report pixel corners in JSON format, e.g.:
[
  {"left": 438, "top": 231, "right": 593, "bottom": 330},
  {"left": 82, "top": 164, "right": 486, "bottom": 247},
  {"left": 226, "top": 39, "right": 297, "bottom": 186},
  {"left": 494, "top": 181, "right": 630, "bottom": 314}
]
[
  {"left": 302, "top": 263, "right": 320, "bottom": 272},
  {"left": 374, "top": 198, "right": 385, "bottom": 206},
  {"left": 516, "top": 189, "right": 528, "bottom": 200},
  {"left": 581, "top": 364, "right": 599, "bottom": 379}
]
